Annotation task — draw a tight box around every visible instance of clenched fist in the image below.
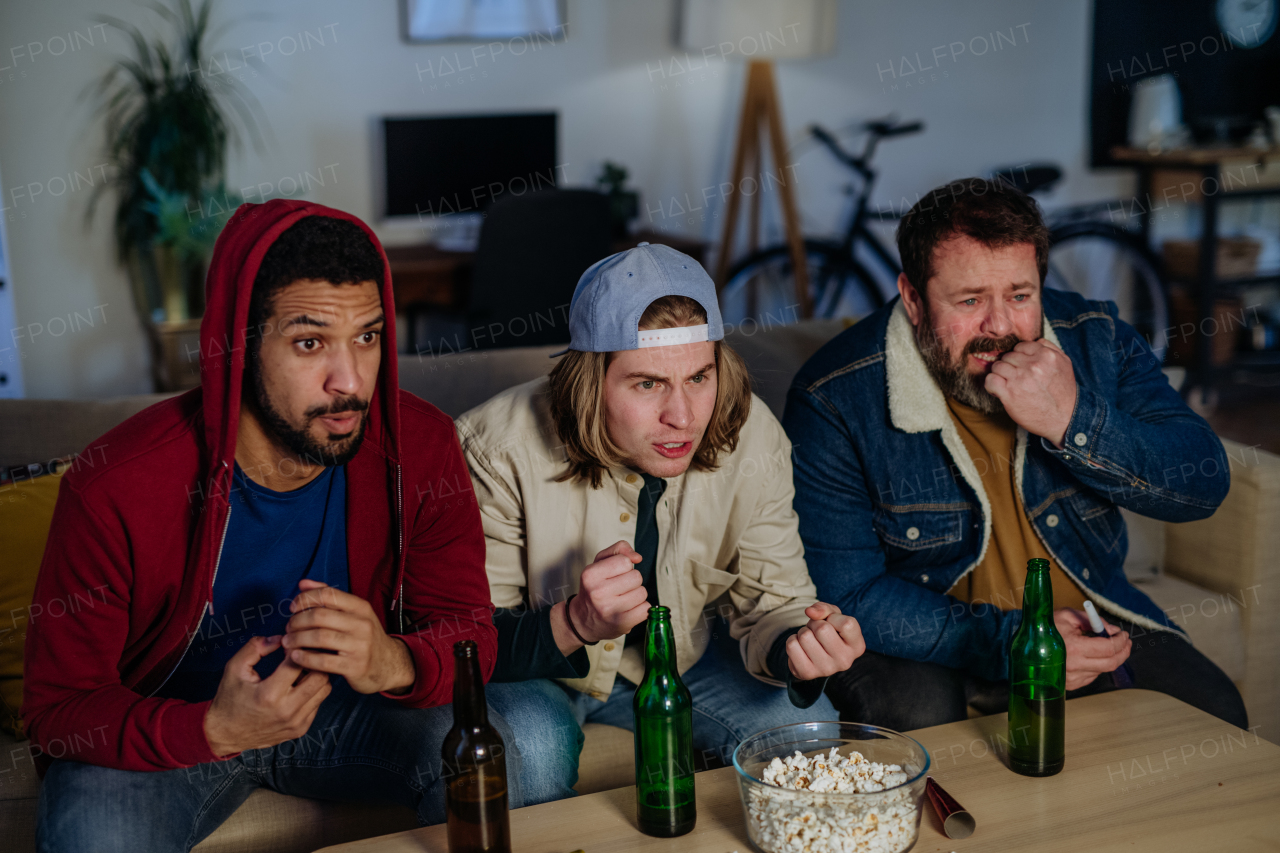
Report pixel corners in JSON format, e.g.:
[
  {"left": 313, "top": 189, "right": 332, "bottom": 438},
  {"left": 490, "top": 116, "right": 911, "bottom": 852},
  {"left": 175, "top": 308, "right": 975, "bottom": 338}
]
[
  {"left": 984, "top": 339, "right": 1078, "bottom": 448},
  {"left": 785, "top": 603, "right": 866, "bottom": 681},
  {"left": 550, "top": 540, "right": 651, "bottom": 654}
]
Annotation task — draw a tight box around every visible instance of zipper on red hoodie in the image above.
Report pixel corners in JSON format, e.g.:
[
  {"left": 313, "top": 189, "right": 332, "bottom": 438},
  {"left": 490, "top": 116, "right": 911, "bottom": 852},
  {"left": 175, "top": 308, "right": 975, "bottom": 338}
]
[
  {"left": 396, "top": 463, "right": 405, "bottom": 633},
  {"left": 149, "top": 464, "right": 234, "bottom": 697}
]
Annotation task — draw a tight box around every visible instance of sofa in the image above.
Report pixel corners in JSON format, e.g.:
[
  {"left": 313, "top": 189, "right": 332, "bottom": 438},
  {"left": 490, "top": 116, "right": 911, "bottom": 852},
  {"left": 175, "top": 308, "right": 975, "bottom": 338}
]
[{"left": 1, "top": 318, "right": 1275, "bottom": 852}]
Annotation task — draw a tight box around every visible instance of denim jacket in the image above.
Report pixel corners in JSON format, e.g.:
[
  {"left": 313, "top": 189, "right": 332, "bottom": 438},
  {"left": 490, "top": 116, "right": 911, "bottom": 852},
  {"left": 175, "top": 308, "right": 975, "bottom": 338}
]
[{"left": 783, "top": 289, "right": 1229, "bottom": 682}]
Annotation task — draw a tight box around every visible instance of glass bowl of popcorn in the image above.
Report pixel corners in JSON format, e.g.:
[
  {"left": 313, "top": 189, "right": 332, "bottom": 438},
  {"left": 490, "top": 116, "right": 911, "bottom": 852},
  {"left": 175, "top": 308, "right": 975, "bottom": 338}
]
[{"left": 732, "top": 722, "right": 931, "bottom": 853}]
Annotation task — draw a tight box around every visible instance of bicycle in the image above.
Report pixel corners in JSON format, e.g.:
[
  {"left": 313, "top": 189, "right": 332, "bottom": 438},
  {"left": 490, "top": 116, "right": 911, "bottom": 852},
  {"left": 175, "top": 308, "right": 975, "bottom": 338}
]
[
  {"left": 719, "top": 118, "right": 920, "bottom": 325},
  {"left": 720, "top": 125, "right": 1172, "bottom": 362}
]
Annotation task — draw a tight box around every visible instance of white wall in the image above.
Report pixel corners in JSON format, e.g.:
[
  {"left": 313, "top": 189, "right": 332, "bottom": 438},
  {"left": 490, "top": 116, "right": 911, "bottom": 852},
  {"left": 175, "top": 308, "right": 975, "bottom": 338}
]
[{"left": 0, "top": 0, "right": 1125, "bottom": 398}]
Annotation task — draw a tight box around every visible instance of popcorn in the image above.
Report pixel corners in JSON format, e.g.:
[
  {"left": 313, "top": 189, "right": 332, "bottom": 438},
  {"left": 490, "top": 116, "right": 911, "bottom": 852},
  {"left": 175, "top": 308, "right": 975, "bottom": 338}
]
[{"left": 746, "top": 748, "right": 919, "bottom": 853}]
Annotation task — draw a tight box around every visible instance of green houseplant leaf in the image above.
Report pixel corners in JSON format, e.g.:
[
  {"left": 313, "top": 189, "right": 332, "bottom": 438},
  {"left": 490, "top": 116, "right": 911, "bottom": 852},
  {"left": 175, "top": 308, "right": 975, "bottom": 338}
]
[{"left": 87, "top": 0, "right": 266, "bottom": 284}]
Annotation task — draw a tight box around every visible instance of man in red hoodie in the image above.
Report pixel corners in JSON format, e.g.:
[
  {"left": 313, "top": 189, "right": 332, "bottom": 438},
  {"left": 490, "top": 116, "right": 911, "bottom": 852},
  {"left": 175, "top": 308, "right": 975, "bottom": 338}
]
[{"left": 23, "top": 201, "right": 517, "bottom": 850}]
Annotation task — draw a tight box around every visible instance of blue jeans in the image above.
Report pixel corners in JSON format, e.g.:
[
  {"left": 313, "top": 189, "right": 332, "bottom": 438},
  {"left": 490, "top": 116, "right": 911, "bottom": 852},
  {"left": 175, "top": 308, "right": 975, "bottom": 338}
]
[
  {"left": 36, "top": 679, "right": 524, "bottom": 853},
  {"left": 487, "top": 624, "right": 838, "bottom": 806}
]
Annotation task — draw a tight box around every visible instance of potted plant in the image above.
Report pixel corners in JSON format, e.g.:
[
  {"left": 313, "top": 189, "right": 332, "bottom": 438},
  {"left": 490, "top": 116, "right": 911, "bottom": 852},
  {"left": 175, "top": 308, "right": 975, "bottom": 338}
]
[
  {"left": 88, "top": 0, "right": 263, "bottom": 387},
  {"left": 596, "top": 161, "right": 639, "bottom": 240},
  {"left": 140, "top": 171, "right": 241, "bottom": 321}
]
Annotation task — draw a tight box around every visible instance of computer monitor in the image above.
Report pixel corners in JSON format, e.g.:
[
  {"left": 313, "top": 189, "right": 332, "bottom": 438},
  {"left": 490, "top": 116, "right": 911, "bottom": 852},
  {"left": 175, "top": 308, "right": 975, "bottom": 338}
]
[{"left": 382, "top": 113, "right": 558, "bottom": 219}]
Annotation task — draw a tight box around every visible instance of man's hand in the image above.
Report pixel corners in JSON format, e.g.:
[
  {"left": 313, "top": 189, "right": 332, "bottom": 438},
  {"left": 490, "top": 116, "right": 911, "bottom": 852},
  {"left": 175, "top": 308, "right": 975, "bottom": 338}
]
[
  {"left": 204, "top": 635, "right": 332, "bottom": 757},
  {"left": 549, "top": 541, "right": 650, "bottom": 655},
  {"left": 984, "top": 339, "right": 1078, "bottom": 448},
  {"left": 1054, "top": 607, "right": 1131, "bottom": 691},
  {"left": 282, "top": 579, "right": 416, "bottom": 695},
  {"left": 785, "top": 603, "right": 866, "bottom": 681}
]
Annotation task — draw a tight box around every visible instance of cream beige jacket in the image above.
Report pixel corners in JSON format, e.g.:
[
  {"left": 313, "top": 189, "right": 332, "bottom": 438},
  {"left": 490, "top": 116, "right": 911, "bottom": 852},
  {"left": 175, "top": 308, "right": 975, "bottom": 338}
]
[{"left": 455, "top": 376, "right": 819, "bottom": 700}]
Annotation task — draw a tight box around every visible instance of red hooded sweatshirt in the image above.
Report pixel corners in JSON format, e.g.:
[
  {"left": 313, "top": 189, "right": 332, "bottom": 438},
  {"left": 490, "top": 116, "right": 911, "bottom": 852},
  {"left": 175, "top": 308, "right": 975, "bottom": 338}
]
[{"left": 22, "top": 199, "right": 495, "bottom": 772}]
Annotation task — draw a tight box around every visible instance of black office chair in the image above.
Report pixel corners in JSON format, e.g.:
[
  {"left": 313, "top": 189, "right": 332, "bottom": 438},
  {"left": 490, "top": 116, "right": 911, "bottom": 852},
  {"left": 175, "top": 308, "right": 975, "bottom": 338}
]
[{"left": 467, "top": 189, "right": 614, "bottom": 349}]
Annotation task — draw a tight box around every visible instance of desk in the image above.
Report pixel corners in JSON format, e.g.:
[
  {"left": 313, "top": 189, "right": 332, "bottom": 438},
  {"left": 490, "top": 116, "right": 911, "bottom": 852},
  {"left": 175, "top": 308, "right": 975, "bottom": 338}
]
[
  {"left": 383, "top": 244, "right": 473, "bottom": 310},
  {"left": 387, "top": 231, "right": 710, "bottom": 353},
  {"left": 1111, "top": 146, "right": 1280, "bottom": 395},
  {"left": 317, "top": 690, "right": 1280, "bottom": 853}
]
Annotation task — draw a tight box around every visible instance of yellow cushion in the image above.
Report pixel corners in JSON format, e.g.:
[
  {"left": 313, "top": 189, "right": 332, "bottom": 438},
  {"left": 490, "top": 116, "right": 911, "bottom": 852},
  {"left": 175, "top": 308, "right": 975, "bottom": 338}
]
[{"left": 0, "top": 470, "right": 65, "bottom": 738}]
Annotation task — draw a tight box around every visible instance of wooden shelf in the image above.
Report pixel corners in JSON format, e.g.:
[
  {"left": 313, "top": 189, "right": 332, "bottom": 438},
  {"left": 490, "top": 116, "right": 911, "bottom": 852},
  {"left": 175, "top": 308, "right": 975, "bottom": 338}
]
[{"left": 1111, "top": 145, "right": 1280, "bottom": 165}]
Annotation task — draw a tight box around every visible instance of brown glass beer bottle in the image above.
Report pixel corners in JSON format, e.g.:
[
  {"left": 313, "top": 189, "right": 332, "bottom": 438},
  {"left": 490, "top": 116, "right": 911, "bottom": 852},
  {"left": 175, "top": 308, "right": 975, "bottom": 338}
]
[{"left": 443, "top": 640, "right": 511, "bottom": 853}]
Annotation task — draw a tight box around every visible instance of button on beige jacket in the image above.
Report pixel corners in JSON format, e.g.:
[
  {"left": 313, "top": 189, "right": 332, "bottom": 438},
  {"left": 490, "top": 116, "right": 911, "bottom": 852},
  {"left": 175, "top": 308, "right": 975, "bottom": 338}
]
[{"left": 455, "top": 376, "right": 820, "bottom": 700}]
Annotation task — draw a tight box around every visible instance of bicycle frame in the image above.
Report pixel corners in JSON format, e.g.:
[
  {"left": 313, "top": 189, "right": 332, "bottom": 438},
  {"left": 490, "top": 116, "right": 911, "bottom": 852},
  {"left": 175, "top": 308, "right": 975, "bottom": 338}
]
[
  {"left": 812, "top": 125, "right": 906, "bottom": 304},
  {"left": 721, "top": 121, "right": 921, "bottom": 318}
]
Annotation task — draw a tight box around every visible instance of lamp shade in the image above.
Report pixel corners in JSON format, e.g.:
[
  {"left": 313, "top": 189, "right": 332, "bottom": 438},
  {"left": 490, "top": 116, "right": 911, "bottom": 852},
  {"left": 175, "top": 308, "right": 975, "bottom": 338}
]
[{"left": 678, "top": 0, "right": 836, "bottom": 60}]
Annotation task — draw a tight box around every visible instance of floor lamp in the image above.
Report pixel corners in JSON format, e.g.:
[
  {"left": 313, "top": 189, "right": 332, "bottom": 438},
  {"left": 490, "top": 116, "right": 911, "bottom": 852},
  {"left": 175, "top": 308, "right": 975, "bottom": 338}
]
[{"left": 680, "top": 0, "right": 836, "bottom": 319}]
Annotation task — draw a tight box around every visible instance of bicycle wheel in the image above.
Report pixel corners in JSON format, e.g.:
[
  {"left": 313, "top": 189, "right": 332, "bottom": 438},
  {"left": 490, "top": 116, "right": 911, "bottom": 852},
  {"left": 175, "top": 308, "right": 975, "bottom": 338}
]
[
  {"left": 1046, "top": 222, "right": 1170, "bottom": 361},
  {"left": 720, "top": 241, "right": 885, "bottom": 326}
]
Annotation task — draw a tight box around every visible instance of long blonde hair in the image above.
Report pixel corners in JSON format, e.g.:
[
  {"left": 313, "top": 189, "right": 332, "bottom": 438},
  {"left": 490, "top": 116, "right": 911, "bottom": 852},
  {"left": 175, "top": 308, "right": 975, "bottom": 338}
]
[{"left": 548, "top": 296, "right": 752, "bottom": 487}]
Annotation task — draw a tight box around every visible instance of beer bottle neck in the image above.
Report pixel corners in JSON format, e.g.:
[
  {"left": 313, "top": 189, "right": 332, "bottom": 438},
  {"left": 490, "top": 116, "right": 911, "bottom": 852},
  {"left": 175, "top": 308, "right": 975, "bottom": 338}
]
[
  {"left": 452, "top": 649, "right": 489, "bottom": 726},
  {"left": 1021, "top": 560, "right": 1054, "bottom": 624},
  {"left": 644, "top": 611, "right": 677, "bottom": 673}
]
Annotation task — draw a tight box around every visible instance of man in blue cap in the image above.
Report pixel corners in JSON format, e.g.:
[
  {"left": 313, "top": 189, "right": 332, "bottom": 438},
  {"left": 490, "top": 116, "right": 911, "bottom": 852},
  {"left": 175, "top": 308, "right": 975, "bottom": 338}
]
[{"left": 454, "top": 243, "right": 864, "bottom": 804}]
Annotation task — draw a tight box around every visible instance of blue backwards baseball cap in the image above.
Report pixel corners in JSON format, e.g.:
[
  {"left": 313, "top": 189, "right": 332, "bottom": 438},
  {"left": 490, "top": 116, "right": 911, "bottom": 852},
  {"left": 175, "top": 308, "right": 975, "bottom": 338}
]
[{"left": 551, "top": 242, "right": 725, "bottom": 357}]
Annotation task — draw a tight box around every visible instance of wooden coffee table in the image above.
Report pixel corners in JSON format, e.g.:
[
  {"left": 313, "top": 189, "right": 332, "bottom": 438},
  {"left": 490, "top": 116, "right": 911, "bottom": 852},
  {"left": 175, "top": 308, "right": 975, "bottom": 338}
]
[{"left": 318, "top": 690, "right": 1280, "bottom": 852}]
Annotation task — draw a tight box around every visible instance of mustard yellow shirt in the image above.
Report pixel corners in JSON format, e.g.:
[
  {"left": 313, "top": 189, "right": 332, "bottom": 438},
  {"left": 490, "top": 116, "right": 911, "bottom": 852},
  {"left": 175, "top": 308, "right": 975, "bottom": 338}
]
[{"left": 946, "top": 398, "right": 1087, "bottom": 612}]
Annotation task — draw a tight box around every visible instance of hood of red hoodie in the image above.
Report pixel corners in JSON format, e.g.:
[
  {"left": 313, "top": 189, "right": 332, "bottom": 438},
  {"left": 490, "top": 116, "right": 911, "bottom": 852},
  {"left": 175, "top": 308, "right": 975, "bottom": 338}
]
[{"left": 199, "top": 199, "right": 400, "bottom": 476}]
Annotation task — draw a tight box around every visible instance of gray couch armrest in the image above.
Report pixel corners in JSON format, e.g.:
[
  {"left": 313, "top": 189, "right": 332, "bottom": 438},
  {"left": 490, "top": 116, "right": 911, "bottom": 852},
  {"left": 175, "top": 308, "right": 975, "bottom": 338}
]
[{"left": 1162, "top": 438, "right": 1280, "bottom": 739}]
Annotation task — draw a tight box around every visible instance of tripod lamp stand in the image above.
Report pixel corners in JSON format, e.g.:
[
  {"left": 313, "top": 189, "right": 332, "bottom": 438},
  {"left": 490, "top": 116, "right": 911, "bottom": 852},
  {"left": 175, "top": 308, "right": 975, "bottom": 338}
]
[{"left": 679, "top": 0, "right": 836, "bottom": 318}]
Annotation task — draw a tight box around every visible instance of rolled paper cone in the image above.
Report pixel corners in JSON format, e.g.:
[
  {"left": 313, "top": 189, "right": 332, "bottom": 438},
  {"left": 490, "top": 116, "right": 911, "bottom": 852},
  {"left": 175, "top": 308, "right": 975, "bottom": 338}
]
[{"left": 926, "top": 776, "right": 975, "bottom": 839}]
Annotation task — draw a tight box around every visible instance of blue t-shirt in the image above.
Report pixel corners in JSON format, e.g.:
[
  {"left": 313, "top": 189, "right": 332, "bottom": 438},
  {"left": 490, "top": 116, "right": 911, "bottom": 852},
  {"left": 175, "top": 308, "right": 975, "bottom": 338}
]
[{"left": 157, "top": 463, "right": 350, "bottom": 702}]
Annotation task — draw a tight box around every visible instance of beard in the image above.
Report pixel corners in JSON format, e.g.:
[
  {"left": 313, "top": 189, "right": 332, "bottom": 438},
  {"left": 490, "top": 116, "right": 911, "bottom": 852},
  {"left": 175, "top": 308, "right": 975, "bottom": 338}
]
[
  {"left": 246, "top": 355, "right": 370, "bottom": 467},
  {"left": 914, "top": 305, "right": 1036, "bottom": 415}
]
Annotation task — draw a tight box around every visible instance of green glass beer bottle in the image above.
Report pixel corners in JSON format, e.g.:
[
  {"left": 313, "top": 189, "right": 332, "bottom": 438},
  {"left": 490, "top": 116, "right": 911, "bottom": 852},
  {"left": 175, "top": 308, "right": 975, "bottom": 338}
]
[
  {"left": 633, "top": 606, "right": 696, "bottom": 837},
  {"left": 1007, "top": 558, "right": 1067, "bottom": 777},
  {"left": 442, "top": 640, "right": 511, "bottom": 853}
]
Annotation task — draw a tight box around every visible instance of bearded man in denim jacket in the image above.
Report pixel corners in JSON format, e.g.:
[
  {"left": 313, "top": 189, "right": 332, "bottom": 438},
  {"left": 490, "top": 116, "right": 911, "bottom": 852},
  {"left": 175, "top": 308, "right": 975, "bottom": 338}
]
[{"left": 784, "top": 178, "right": 1247, "bottom": 730}]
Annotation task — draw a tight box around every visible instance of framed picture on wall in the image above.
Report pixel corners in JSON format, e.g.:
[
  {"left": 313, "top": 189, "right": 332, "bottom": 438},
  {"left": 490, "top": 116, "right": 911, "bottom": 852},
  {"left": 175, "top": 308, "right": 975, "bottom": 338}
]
[{"left": 401, "top": 0, "right": 567, "bottom": 43}]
